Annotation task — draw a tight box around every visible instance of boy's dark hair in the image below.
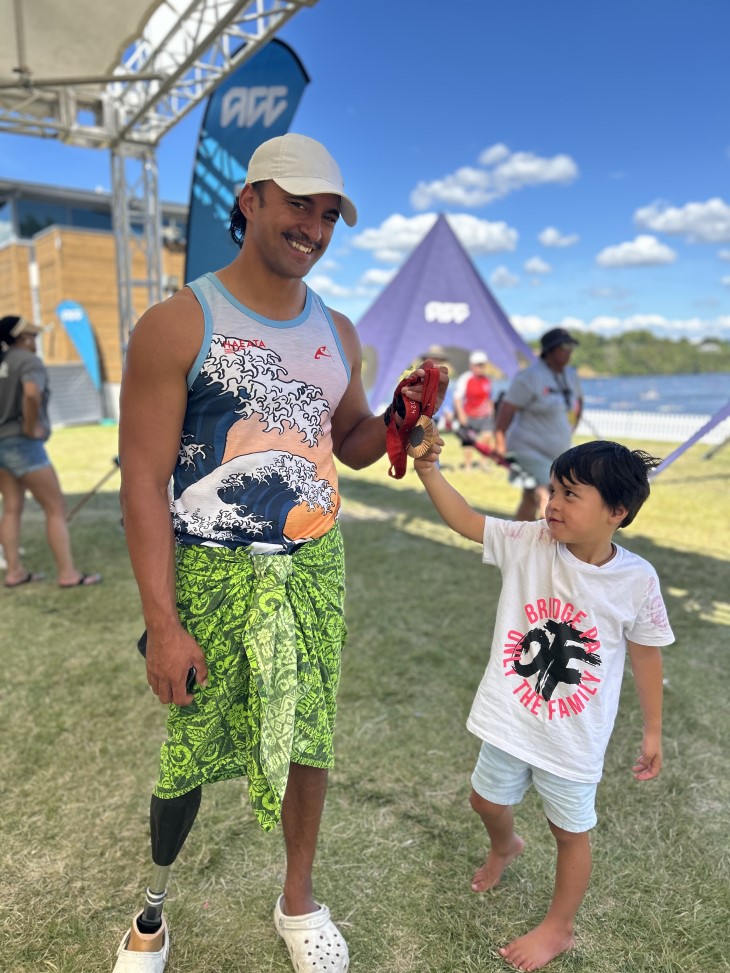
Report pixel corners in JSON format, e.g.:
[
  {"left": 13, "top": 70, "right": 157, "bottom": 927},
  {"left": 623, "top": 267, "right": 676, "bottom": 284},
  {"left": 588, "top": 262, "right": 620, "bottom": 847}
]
[
  {"left": 550, "top": 440, "right": 661, "bottom": 528},
  {"left": 228, "top": 182, "right": 266, "bottom": 248}
]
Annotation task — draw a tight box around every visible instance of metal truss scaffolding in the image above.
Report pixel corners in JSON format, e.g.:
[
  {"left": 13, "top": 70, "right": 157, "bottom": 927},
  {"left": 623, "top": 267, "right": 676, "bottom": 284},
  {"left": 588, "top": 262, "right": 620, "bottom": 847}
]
[{"left": 0, "top": 0, "right": 318, "bottom": 350}]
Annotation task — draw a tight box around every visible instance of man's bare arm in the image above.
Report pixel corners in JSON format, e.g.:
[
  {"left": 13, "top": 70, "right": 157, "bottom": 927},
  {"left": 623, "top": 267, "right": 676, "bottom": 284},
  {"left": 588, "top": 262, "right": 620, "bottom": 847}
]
[
  {"left": 118, "top": 290, "right": 208, "bottom": 705},
  {"left": 329, "top": 310, "right": 448, "bottom": 469}
]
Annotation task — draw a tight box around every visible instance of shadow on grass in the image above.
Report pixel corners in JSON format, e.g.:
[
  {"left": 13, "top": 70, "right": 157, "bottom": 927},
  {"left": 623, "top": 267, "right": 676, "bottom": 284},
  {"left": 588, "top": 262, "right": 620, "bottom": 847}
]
[{"left": 2, "top": 472, "right": 728, "bottom": 972}]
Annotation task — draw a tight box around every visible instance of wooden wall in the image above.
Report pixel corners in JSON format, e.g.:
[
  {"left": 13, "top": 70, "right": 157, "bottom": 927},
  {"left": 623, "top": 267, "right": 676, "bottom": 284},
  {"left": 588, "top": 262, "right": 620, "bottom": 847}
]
[
  {"left": 12, "top": 228, "right": 187, "bottom": 385},
  {"left": 0, "top": 241, "right": 34, "bottom": 323}
]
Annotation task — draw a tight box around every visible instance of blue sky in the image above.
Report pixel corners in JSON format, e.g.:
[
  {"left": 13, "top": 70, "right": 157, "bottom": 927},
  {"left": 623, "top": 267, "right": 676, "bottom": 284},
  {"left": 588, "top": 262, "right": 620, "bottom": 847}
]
[{"left": 2, "top": 0, "right": 729, "bottom": 343}]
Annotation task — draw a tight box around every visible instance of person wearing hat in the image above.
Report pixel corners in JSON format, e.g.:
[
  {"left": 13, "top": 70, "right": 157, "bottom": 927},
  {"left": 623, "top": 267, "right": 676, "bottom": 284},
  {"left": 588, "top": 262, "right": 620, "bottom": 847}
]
[
  {"left": 454, "top": 350, "right": 494, "bottom": 471},
  {"left": 495, "top": 328, "right": 583, "bottom": 521},
  {"left": 114, "top": 134, "right": 447, "bottom": 973},
  {"left": 0, "top": 315, "right": 102, "bottom": 589},
  {"left": 422, "top": 344, "right": 456, "bottom": 431}
]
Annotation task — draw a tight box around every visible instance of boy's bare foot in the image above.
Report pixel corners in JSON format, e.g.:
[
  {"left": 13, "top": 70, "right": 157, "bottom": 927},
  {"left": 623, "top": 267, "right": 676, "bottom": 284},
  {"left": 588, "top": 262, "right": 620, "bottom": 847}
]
[
  {"left": 499, "top": 920, "right": 574, "bottom": 971},
  {"left": 471, "top": 835, "right": 525, "bottom": 891}
]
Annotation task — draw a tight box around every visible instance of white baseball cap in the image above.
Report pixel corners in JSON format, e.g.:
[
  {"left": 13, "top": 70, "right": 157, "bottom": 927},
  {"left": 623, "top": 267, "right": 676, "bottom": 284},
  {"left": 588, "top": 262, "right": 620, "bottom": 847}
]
[
  {"left": 1, "top": 315, "right": 50, "bottom": 339},
  {"left": 469, "top": 350, "right": 488, "bottom": 365},
  {"left": 245, "top": 133, "right": 358, "bottom": 227}
]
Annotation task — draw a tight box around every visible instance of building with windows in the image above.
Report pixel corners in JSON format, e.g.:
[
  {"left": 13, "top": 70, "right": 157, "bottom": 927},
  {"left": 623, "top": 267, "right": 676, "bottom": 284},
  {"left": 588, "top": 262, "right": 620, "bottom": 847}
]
[{"left": 0, "top": 179, "right": 188, "bottom": 420}]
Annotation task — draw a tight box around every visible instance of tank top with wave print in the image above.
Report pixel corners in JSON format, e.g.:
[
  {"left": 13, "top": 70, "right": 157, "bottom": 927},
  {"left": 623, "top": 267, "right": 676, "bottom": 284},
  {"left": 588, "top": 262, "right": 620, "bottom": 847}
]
[{"left": 171, "top": 272, "right": 350, "bottom": 554}]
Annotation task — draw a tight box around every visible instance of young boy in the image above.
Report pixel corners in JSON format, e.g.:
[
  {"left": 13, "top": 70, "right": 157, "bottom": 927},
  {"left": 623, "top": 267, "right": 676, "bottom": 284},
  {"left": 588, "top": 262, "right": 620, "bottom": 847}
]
[{"left": 414, "top": 439, "right": 674, "bottom": 971}]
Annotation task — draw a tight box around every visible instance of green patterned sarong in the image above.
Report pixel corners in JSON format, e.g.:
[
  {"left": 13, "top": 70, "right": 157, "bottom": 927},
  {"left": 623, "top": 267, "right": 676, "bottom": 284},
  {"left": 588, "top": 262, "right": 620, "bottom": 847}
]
[{"left": 154, "top": 525, "right": 346, "bottom": 832}]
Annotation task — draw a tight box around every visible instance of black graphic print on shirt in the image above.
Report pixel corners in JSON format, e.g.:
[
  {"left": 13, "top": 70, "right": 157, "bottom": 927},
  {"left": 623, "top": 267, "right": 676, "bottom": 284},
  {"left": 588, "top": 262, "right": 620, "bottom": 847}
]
[{"left": 502, "top": 598, "right": 603, "bottom": 721}]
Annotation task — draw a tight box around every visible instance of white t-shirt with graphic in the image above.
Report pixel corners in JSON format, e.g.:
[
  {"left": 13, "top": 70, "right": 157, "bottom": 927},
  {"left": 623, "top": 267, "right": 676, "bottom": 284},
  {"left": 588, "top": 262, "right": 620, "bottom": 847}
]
[{"left": 466, "top": 517, "right": 674, "bottom": 783}]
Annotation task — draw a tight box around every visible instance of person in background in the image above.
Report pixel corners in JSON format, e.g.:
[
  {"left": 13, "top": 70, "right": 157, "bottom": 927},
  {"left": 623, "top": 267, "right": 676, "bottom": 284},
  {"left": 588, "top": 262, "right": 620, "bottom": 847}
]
[
  {"left": 0, "top": 314, "right": 102, "bottom": 589},
  {"left": 423, "top": 344, "right": 455, "bottom": 431},
  {"left": 454, "top": 350, "right": 494, "bottom": 471},
  {"left": 495, "top": 328, "right": 583, "bottom": 520}
]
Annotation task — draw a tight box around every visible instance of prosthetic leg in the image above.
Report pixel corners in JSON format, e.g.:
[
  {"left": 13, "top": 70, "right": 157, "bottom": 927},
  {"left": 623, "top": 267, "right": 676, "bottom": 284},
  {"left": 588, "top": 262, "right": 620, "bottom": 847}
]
[{"left": 119, "top": 788, "right": 202, "bottom": 961}]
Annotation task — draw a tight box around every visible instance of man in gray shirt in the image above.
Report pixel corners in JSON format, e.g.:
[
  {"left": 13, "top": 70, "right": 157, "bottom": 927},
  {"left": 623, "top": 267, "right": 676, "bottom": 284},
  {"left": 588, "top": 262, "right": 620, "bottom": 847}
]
[{"left": 495, "top": 328, "right": 583, "bottom": 521}]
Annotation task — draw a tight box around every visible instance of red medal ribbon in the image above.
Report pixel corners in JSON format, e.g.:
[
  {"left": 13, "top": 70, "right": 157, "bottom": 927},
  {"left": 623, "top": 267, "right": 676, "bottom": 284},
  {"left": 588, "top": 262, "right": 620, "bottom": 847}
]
[{"left": 385, "top": 366, "right": 441, "bottom": 479}]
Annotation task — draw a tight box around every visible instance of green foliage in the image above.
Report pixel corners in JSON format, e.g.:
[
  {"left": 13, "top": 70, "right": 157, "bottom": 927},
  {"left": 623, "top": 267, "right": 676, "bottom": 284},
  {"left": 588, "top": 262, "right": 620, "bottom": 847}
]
[
  {"left": 2, "top": 426, "right": 729, "bottom": 972},
  {"left": 534, "top": 329, "right": 730, "bottom": 376}
]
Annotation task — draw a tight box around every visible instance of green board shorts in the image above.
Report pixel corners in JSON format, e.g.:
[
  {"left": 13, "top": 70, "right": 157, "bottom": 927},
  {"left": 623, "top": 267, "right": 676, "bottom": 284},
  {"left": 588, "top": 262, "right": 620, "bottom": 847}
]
[{"left": 154, "top": 524, "right": 347, "bottom": 832}]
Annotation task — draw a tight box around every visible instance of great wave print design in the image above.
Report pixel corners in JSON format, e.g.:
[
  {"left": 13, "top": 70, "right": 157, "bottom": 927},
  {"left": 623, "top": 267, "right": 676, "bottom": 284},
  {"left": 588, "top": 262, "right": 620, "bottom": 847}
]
[{"left": 172, "top": 335, "right": 337, "bottom": 553}]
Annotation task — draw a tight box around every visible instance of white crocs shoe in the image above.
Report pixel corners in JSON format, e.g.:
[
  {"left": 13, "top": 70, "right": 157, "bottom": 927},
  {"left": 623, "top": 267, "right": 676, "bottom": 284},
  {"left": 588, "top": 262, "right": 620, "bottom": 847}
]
[
  {"left": 112, "top": 913, "right": 169, "bottom": 972},
  {"left": 274, "top": 895, "right": 349, "bottom": 972}
]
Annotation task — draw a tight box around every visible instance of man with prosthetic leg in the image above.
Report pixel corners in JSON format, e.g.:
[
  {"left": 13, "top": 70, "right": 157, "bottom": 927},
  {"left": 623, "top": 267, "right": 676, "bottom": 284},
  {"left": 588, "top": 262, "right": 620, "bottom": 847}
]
[
  {"left": 114, "top": 133, "right": 447, "bottom": 973},
  {"left": 118, "top": 791, "right": 201, "bottom": 962}
]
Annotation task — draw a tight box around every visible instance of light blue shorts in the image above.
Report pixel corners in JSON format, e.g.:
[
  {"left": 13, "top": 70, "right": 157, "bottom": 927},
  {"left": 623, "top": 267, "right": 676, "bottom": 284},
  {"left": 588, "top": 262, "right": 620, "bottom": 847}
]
[
  {"left": 508, "top": 452, "right": 550, "bottom": 489},
  {"left": 0, "top": 435, "right": 50, "bottom": 478},
  {"left": 471, "top": 740, "right": 597, "bottom": 833}
]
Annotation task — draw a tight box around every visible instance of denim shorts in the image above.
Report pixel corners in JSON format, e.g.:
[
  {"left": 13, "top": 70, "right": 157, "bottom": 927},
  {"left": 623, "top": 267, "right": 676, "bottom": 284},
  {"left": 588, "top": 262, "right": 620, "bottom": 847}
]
[
  {"left": 471, "top": 740, "right": 598, "bottom": 833},
  {"left": 0, "top": 435, "right": 50, "bottom": 477}
]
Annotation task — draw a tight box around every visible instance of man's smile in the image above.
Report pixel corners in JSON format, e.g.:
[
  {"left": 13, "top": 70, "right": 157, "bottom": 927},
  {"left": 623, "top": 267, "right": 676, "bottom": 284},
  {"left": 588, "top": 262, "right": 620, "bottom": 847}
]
[{"left": 285, "top": 234, "right": 320, "bottom": 255}]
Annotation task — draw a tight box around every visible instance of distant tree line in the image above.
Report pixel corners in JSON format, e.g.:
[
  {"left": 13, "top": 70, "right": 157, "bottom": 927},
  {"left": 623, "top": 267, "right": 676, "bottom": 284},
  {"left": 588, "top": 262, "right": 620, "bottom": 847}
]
[{"left": 540, "top": 330, "right": 730, "bottom": 376}]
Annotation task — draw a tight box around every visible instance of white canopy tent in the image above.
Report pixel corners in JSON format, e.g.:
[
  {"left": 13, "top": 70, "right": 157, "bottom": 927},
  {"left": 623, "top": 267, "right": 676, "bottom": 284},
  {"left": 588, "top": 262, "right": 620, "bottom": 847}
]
[{"left": 0, "top": 0, "right": 318, "bottom": 349}]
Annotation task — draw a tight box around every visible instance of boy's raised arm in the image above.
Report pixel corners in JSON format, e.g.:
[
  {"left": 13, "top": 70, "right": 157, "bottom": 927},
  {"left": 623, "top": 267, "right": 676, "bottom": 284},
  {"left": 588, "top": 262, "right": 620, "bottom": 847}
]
[
  {"left": 414, "top": 437, "right": 486, "bottom": 544},
  {"left": 627, "top": 640, "right": 664, "bottom": 781}
]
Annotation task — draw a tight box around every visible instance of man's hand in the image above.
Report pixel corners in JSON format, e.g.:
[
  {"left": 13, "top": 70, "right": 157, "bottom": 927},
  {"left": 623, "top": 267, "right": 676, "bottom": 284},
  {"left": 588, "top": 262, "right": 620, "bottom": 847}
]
[
  {"left": 402, "top": 361, "right": 450, "bottom": 410},
  {"left": 146, "top": 625, "right": 209, "bottom": 706}
]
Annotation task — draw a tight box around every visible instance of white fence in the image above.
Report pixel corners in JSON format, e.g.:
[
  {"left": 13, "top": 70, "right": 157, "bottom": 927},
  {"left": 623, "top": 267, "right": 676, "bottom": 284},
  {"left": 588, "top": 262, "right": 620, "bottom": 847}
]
[{"left": 577, "top": 409, "right": 730, "bottom": 445}]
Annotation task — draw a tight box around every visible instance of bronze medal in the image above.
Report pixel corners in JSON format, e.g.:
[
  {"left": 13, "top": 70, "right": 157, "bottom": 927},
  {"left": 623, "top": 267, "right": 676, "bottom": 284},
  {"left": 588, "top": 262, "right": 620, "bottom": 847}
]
[{"left": 406, "top": 415, "right": 437, "bottom": 458}]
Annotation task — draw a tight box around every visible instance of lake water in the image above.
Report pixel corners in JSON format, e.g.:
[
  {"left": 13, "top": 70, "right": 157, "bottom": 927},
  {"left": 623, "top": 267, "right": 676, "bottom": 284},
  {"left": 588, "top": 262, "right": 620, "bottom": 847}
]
[
  {"left": 493, "top": 372, "right": 728, "bottom": 417},
  {"left": 580, "top": 372, "right": 728, "bottom": 416}
]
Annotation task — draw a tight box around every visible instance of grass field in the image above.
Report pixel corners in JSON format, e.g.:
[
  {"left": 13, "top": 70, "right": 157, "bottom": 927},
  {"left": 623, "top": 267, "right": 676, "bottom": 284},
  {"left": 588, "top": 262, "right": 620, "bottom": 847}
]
[{"left": 2, "top": 424, "right": 729, "bottom": 973}]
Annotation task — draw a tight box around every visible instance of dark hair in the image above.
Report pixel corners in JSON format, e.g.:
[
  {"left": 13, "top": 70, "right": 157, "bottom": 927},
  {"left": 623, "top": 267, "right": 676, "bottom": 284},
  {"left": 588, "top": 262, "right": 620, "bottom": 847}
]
[
  {"left": 228, "top": 182, "right": 266, "bottom": 248},
  {"left": 550, "top": 440, "right": 661, "bottom": 528},
  {"left": 0, "top": 314, "right": 21, "bottom": 363}
]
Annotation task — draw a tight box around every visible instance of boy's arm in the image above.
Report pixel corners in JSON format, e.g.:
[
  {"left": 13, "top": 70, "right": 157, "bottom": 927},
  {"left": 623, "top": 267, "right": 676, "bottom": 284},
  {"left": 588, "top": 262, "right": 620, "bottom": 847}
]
[
  {"left": 627, "top": 640, "right": 664, "bottom": 780},
  {"left": 414, "top": 437, "right": 485, "bottom": 544}
]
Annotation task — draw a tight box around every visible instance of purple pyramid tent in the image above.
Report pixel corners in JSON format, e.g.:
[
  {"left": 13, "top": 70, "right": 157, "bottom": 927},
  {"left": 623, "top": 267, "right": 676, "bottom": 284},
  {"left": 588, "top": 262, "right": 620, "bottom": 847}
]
[
  {"left": 357, "top": 213, "right": 534, "bottom": 409},
  {"left": 651, "top": 398, "right": 730, "bottom": 478}
]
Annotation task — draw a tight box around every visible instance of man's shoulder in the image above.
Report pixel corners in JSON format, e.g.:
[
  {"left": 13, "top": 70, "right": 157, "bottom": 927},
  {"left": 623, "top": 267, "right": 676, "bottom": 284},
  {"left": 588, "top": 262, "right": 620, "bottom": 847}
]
[
  {"left": 135, "top": 287, "right": 203, "bottom": 335},
  {"left": 126, "top": 287, "right": 204, "bottom": 373}
]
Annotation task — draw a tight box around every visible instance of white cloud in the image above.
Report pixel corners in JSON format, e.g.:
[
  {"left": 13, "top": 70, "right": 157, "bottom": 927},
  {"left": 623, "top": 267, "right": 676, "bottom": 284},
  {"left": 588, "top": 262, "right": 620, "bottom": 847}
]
[
  {"left": 722, "top": 276, "right": 730, "bottom": 287},
  {"left": 491, "top": 266, "right": 520, "bottom": 288},
  {"left": 353, "top": 214, "right": 439, "bottom": 262},
  {"left": 634, "top": 198, "right": 730, "bottom": 243},
  {"left": 411, "top": 144, "right": 579, "bottom": 210},
  {"left": 510, "top": 313, "right": 730, "bottom": 342},
  {"left": 596, "top": 235, "right": 677, "bottom": 267},
  {"left": 538, "top": 226, "right": 579, "bottom": 247},
  {"left": 305, "top": 274, "right": 352, "bottom": 298},
  {"left": 447, "top": 213, "right": 519, "bottom": 254},
  {"left": 524, "top": 256, "right": 552, "bottom": 274},
  {"left": 719, "top": 249, "right": 730, "bottom": 261},
  {"left": 359, "top": 267, "right": 397, "bottom": 287},
  {"left": 352, "top": 212, "right": 517, "bottom": 263},
  {"left": 478, "top": 143, "right": 511, "bottom": 166}
]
